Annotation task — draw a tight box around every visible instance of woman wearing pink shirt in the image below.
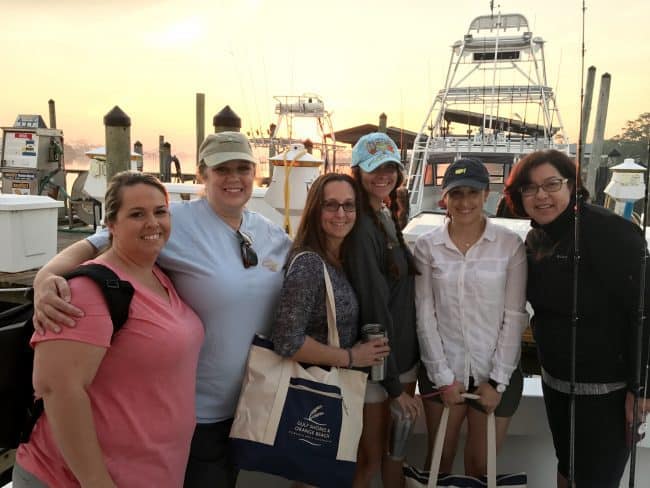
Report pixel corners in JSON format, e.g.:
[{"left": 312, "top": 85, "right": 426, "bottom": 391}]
[{"left": 13, "top": 172, "right": 204, "bottom": 488}]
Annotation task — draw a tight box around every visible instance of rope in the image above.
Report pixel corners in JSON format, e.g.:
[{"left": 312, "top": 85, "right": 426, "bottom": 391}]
[{"left": 282, "top": 148, "right": 307, "bottom": 236}]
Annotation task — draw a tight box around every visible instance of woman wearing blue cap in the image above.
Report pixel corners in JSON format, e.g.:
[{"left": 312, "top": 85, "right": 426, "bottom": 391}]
[
  {"left": 345, "top": 132, "right": 421, "bottom": 487},
  {"left": 413, "top": 158, "right": 528, "bottom": 477}
]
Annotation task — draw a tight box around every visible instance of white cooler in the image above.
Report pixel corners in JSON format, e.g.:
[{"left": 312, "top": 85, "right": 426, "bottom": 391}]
[{"left": 0, "top": 194, "right": 63, "bottom": 273}]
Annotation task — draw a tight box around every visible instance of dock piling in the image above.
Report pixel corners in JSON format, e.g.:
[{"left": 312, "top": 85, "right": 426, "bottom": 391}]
[{"left": 103, "top": 106, "right": 131, "bottom": 182}]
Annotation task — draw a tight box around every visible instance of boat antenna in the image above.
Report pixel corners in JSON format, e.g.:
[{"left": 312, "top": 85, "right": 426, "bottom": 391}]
[
  {"left": 629, "top": 136, "right": 650, "bottom": 487},
  {"left": 568, "top": 0, "right": 587, "bottom": 485}
]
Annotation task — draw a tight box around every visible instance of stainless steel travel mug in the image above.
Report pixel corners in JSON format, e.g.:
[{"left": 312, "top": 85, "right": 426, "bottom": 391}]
[
  {"left": 388, "top": 400, "right": 414, "bottom": 460},
  {"left": 360, "top": 323, "right": 386, "bottom": 381}
]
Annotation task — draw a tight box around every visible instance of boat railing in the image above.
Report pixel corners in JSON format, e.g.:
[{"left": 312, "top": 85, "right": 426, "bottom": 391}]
[
  {"left": 425, "top": 136, "right": 569, "bottom": 155},
  {"left": 468, "top": 13, "right": 529, "bottom": 33},
  {"left": 437, "top": 85, "right": 555, "bottom": 104}
]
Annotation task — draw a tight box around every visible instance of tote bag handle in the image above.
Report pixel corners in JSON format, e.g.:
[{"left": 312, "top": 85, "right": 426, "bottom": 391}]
[
  {"left": 287, "top": 251, "right": 341, "bottom": 349},
  {"left": 427, "top": 399, "right": 497, "bottom": 488}
]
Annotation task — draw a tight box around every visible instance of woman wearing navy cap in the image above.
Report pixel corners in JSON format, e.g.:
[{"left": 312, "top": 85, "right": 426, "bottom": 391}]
[
  {"left": 345, "top": 132, "right": 421, "bottom": 487},
  {"left": 414, "top": 158, "right": 528, "bottom": 477}
]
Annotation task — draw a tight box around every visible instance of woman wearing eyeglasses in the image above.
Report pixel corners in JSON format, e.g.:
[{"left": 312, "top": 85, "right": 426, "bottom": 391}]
[
  {"left": 344, "top": 132, "right": 421, "bottom": 488},
  {"left": 270, "top": 173, "right": 389, "bottom": 387},
  {"left": 29, "top": 132, "right": 292, "bottom": 488},
  {"left": 504, "top": 149, "right": 649, "bottom": 488}
]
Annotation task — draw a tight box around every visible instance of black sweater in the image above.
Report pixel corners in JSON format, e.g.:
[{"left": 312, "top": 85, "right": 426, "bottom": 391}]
[
  {"left": 526, "top": 201, "right": 649, "bottom": 393},
  {"left": 344, "top": 212, "right": 419, "bottom": 398}
]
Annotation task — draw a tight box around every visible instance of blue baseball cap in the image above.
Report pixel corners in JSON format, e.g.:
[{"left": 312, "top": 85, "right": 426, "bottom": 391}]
[{"left": 351, "top": 132, "right": 404, "bottom": 173}]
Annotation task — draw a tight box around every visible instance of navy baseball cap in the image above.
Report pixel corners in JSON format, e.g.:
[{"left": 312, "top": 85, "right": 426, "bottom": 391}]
[{"left": 442, "top": 158, "right": 490, "bottom": 195}]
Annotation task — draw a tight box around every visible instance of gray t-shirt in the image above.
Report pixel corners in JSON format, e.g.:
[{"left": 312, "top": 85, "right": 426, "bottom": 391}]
[{"left": 87, "top": 198, "right": 292, "bottom": 422}]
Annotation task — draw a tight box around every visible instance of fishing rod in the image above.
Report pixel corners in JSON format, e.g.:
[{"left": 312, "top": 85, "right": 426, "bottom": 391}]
[
  {"left": 629, "top": 137, "right": 650, "bottom": 487},
  {"left": 568, "top": 0, "right": 587, "bottom": 485}
]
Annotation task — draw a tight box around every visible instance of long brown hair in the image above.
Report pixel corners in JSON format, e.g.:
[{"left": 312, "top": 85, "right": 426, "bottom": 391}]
[
  {"left": 351, "top": 167, "right": 419, "bottom": 277},
  {"left": 289, "top": 173, "right": 359, "bottom": 267}
]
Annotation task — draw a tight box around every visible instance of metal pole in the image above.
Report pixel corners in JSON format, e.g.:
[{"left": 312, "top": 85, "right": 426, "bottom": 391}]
[
  {"left": 103, "top": 106, "right": 131, "bottom": 182},
  {"left": 569, "top": 2, "right": 587, "bottom": 485},
  {"left": 629, "top": 138, "right": 650, "bottom": 487}
]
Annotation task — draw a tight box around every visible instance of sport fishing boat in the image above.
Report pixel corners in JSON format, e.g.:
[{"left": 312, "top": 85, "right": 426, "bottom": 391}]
[
  {"left": 404, "top": 12, "right": 569, "bottom": 227},
  {"left": 400, "top": 10, "right": 650, "bottom": 488}
]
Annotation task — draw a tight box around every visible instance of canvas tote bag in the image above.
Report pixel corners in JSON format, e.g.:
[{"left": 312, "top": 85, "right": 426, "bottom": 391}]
[
  {"left": 404, "top": 404, "right": 527, "bottom": 487},
  {"left": 230, "top": 254, "right": 367, "bottom": 487}
]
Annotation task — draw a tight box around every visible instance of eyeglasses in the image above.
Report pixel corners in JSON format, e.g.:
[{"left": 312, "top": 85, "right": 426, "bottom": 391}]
[
  {"left": 520, "top": 178, "right": 568, "bottom": 197},
  {"left": 321, "top": 200, "right": 356, "bottom": 213},
  {"left": 236, "top": 231, "right": 258, "bottom": 268}
]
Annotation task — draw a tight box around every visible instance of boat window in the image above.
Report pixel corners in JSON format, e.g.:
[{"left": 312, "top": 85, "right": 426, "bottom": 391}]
[
  {"left": 435, "top": 163, "right": 451, "bottom": 186},
  {"left": 473, "top": 51, "right": 520, "bottom": 61},
  {"left": 424, "top": 163, "right": 434, "bottom": 185},
  {"left": 484, "top": 162, "right": 505, "bottom": 184}
]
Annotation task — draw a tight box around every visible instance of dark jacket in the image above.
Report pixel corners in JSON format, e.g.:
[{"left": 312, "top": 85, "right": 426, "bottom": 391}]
[
  {"left": 526, "top": 202, "right": 649, "bottom": 392},
  {"left": 344, "top": 212, "right": 419, "bottom": 398}
]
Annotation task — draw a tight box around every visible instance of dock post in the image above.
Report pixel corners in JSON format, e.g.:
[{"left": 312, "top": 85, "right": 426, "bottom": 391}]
[
  {"left": 196, "top": 93, "right": 205, "bottom": 166},
  {"left": 579, "top": 66, "right": 596, "bottom": 162},
  {"left": 213, "top": 105, "right": 241, "bottom": 133},
  {"left": 103, "top": 106, "right": 131, "bottom": 182},
  {"left": 48, "top": 99, "right": 57, "bottom": 129},
  {"left": 586, "top": 73, "right": 611, "bottom": 197},
  {"left": 161, "top": 142, "right": 172, "bottom": 182},
  {"left": 158, "top": 135, "right": 165, "bottom": 179},
  {"left": 134, "top": 141, "right": 143, "bottom": 171}
]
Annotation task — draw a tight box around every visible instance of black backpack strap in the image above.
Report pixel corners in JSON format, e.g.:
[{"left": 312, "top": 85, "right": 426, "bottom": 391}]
[{"left": 63, "top": 264, "right": 135, "bottom": 338}]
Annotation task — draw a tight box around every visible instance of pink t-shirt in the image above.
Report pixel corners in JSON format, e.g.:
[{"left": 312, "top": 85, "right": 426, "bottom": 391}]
[{"left": 16, "top": 261, "right": 204, "bottom": 487}]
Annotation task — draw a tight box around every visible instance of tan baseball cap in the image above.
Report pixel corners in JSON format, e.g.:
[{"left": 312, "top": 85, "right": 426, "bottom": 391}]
[{"left": 199, "top": 131, "right": 257, "bottom": 167}]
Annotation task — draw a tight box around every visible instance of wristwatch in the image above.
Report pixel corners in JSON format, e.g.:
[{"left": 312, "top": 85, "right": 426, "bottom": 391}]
[{"left": 488, "top": 379, "right": 506, "bottom": 393}]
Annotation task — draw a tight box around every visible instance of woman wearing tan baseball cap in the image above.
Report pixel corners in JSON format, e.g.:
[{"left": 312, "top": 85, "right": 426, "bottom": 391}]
[{"left": 30, "top": 131, "right": 293, "bottom": 488}]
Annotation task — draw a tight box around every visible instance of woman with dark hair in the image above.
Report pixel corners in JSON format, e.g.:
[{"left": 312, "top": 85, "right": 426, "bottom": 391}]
[
  {"left": 345, "top": 132, "right": 421, "bottom": 487},
  {"left": 14, "top": 172, "right": 204, "bottom": 488},
  {"left": 271, "top": 172, "right": 389, "bottom": 374},
  {"left": 504, "top": 149, "right": 649, "bottom": 487},
  {"left": 414, "top": 158, "right": 527, "bottom": 478}
]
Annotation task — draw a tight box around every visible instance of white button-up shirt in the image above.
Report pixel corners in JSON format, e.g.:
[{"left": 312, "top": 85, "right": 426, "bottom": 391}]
[{"left": 414, "top": 218, "right": 528, "bottom": 388}]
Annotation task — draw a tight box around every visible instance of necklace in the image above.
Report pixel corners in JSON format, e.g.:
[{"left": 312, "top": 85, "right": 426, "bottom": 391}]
[{"left": 448, "top": 218, "right": 486, "bottom": 252}]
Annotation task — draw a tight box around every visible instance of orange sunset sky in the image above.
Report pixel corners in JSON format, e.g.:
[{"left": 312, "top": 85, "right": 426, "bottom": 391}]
[{"left": 1, "top": 0, "right": 648, "bottom": 164}]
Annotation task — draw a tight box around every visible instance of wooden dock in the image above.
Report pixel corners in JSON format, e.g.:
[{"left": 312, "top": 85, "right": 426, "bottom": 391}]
[{"left": 0, "top": 228, "right": 91, "bottom": 302}]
